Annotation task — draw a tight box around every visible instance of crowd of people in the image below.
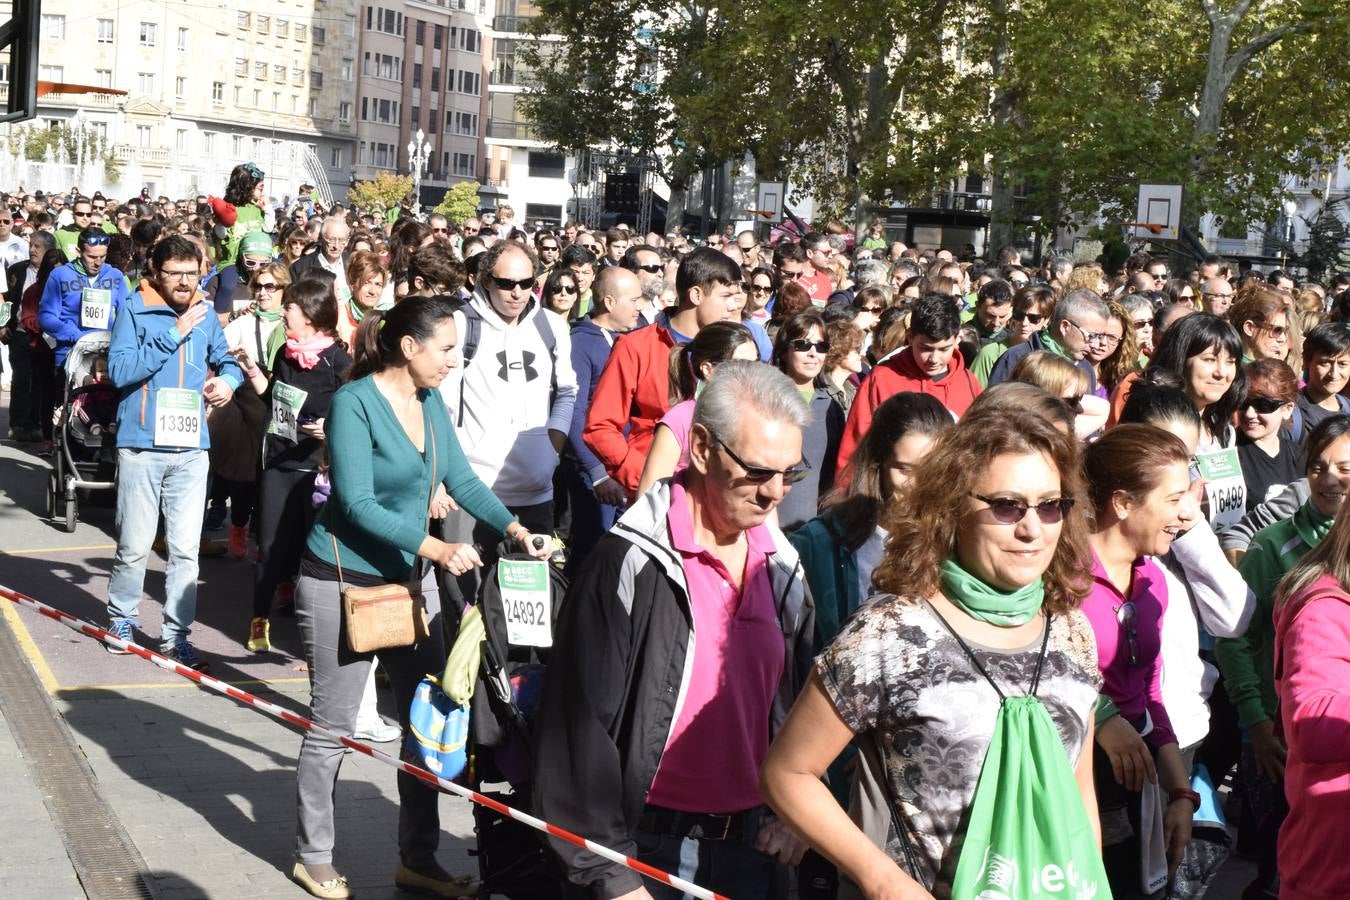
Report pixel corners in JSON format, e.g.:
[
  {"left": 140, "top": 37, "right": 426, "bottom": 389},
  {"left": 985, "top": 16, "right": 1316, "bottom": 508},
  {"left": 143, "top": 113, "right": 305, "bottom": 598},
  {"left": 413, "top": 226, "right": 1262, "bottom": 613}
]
[{"left": 4, "top": 165, "right": 1350, "bottom": 900}]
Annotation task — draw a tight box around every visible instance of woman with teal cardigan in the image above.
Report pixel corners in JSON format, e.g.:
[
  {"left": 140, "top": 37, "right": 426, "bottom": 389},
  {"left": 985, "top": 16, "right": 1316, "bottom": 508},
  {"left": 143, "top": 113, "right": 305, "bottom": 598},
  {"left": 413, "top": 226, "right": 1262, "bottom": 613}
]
[{"left": 291, "top": 297, "right": 551, "bottom": 900}]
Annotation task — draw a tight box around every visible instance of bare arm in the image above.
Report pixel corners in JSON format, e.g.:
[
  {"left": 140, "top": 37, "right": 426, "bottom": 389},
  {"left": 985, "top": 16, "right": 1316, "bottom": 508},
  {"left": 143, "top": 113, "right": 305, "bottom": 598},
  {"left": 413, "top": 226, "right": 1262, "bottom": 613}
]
[
  {"left": 760, "top": 673, "right": 934, "bottom": 900},
  {"left": 635, "top": 424, "right": 682, "bottom": 498},
  {"left": 1074, "top": 717, "right": 1101, "bottom": 849}
]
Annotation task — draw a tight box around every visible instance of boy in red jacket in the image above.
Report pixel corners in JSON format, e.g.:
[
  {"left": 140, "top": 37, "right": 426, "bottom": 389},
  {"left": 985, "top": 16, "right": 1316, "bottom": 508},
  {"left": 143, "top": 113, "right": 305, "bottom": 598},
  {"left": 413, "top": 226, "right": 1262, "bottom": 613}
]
[{"left": 837, "top": 292, "right": 979, "bottom": 472}]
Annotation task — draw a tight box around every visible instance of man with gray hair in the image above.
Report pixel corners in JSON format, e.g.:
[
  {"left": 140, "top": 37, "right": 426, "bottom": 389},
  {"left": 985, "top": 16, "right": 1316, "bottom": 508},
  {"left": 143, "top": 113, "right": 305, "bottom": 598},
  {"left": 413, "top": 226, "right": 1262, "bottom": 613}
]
[
  {"left": 988, "top": 288, "right": 1111, "bottom": 391},
  {"left": 535, "top": 360, "right": 814, "bottom": 900},
  {"left": 290, "top": 216, "right": 352, "bottom": 301}
]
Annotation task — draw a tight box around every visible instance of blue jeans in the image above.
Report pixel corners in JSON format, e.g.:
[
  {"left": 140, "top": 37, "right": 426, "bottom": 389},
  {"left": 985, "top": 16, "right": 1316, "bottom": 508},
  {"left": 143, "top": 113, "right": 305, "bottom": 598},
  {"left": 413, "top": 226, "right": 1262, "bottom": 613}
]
[
  {"left": 107, "top": 448, "right": 210, "bottom": 649},
  {"left": 634, "top": 809, "right": 774, "bottom": 900}
]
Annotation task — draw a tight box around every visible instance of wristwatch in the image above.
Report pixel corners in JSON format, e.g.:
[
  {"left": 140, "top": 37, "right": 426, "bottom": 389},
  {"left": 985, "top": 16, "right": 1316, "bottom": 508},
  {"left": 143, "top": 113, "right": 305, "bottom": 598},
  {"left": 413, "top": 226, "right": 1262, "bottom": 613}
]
[{"left": 1168, "top": 787, "right": 1201, "bottom": 811}]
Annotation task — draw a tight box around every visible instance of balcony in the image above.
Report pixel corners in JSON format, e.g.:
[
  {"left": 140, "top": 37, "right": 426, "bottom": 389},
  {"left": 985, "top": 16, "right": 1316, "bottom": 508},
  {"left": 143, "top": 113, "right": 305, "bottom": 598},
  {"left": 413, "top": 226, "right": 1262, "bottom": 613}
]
[
  {"left": 38, "top": 90, "right": 122, "bottom": 109},
  {"left": 486, "top": 118, "right": 538, "bottom": 141},
  {"left": 113, "top": 145, "right": 171, "bottom": 165},
  {"left": 492, "top": 15, "right": 534, "bottom": 33}
]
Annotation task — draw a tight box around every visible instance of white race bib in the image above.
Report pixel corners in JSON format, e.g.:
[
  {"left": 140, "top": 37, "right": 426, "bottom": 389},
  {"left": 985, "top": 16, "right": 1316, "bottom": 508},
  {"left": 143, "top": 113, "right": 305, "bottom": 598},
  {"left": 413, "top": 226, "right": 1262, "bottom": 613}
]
[
  {"left": 497, "top": 558, "right": 552, "bottom": 647},
  {"left": 80, "top": 287, "right": 112, "bottom": 329},
  {"left": 154, "top": 388, "right": 202, "bottom": 448},
  {"left": 1196, "top": 447, "right": 1246, "bottom": 532},
  {"left": 0, "top": 300, "right": 12, "bottom": 327},
  {"left": 268, "top": 382, "right": 309, "bottom": 443}
]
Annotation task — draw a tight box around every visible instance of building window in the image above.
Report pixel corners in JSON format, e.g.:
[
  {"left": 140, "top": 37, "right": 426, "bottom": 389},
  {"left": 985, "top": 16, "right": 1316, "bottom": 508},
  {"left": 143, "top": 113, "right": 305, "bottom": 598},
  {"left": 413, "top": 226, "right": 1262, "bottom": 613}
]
[
  {"left": 431, "top": 68, "right": 440, "bottom": 92},
  {"left": 413, "top": 63, "right": 422, "bottom": 89},
  {"left": 309, "top": 97, "right": 319, "bottom": 117},
  {"left": 38, "top": 64, "right": 62, "bottom": 82},
  {"left": 97, "top": 18, "right": 114, "bottom": 43},
  {"left": 313, "top": 26, "right": 326, "bottom": 44},
  {"left": 458, "top": 28, "right": 479, "bottom": 52},
  {"left": 177, "top": 26, "right": 189, "bottom": 50},
  {"left": 233, "top": 85, "right": 242, "bottom": 104},
  {"left": 434, "top": 24, "right": 443, "bottom": 49},
  {"left": 90, "top": 122, "right": 108, "bottom": 140},
  {"left": 235, "top": 57, "right": 248, "bottom": 76},
  {"left": 415, "top": 21, "right": 425, "bottom": 45},
  {"left": 233, "top": 135, "right": 244, "bottom": 156},
  {"left": 211, "top": 80, "right": 224, "bottom": 102},
  {"left": 276, "top": 18, "right": 289, "bottom": 38},
  {"left": 338, "top": 101, "right": 351, "bottom": 123},
  {"left": 139, "top": 22, "right": 157, "bottom": 46},
  {"left": 453, "top": 111, "right": 478, "bottom": 136},
  {"left": 41, "top": 14, "right": 65, "bottom": 39},
  {"left": 257, "top": 14, "right": 271, "bottom": 34},
  {"left": 529, "top": 152, "right": 565, "bottom": 179},
  {"left": 253, "top": 89, "right": 262, "bottom": 106},
  {"left": 95, "top": 69, "right": 113, "bottom": 89},
  {"left": 311, "top": 70, "right": 323, "bottom": 88},
  {"left": 255, "top": 61, "right": 267, "bottom": 80},
  {"left": 238, "top": 11, "right": 251, "bottom": 28},
  {"left": 175, "top": 129, "right": 187, "bottom": 152},
  {"left": 456, "top": 70, "right": 480, "bottom": 95},
  {"left": 292, "top": 67, "right": 304, "bottom": 85},
  {"left": 203, "top": 132, "right": 216, "bottom": 154},
  {"left": 175, "top": 77, "right": 187, "bottom": 99},
  {"left": 295, "top": 22, "right": 307, "bottom": 41},
  {"left": 341, "top": 59, "right": 353, "bottom": 81},
  {"left": 272, "top": 92, "right": 281, "bottom": 111},
  {"left": 136, "top": 125, "right": 153, "bottom": 148},
  {"left": 137, "top": 72, "right": 156, "bottom": 95},
  {"left": 274, "top": 64, "right": 286, "bottom": 83},
  {"left": 331, "top": 147, "right": 343, "bottom": 168},
  {"left": 411, "top": 106, "right": 420, "bottom": 128},
  {"left": 452, "top": 153, "right": 475, "bottom": 176}
]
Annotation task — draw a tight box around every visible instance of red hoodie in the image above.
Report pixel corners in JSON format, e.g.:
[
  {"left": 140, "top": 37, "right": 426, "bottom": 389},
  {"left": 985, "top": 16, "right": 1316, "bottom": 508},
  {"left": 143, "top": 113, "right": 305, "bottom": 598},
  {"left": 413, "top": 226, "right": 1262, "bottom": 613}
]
[
  {"left": 583, "top": 321, "right": 677, "bottom": 493},
  {"left": 1275, "top": 573, "right": 1350, "bottom": 900},
  {"left": 836, "top": 345, "right": 980, "bottom": 472}
]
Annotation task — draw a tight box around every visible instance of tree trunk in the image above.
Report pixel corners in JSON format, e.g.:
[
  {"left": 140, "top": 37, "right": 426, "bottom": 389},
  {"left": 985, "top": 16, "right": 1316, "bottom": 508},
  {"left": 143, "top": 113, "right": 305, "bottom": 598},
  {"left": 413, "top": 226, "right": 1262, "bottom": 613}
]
[
  {"left": 985, "top": 0, "right": 1017, "bottom": 257},
  {"left": 666, "top": 184, "right": 687, "bottom": 235}
]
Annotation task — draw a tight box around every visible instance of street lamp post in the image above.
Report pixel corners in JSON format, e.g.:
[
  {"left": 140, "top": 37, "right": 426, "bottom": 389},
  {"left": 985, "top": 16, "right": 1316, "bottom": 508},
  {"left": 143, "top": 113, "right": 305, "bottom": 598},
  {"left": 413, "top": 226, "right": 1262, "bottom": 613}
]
[
  {"left": 1282, "top": 198, "right": 1298, "bottom": 269},
  {"left": 407, "top": 128, "right": 432, "bottom": 218}
]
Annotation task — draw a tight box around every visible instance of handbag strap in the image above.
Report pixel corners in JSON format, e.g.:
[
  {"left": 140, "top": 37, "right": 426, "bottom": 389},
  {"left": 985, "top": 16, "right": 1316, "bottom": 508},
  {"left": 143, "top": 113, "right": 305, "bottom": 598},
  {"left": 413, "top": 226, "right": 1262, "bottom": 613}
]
[
  {"left": 330, "top": 399, "right": 441, "bottom": 588},
  {"left": 870, "top": 732, "right": 931, "bottom": 890},
  {"left": 924, "top": 599, "right": 1052, "bottom": 700}
]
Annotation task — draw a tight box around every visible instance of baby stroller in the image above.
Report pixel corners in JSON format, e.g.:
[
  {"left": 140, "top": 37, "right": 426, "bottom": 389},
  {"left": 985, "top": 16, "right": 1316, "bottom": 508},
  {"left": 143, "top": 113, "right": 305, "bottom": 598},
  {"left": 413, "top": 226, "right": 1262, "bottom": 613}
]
[{"left": 46, "top": 331, "right": 118, "bottom": 532}]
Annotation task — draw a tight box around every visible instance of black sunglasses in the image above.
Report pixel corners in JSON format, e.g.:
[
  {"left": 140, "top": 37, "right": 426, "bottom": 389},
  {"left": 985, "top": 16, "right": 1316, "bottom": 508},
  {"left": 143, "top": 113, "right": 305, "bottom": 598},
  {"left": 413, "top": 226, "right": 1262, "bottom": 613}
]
[
  {"left": 1244, "top": 395, "right": 1287, "bottom": 415},
  {"left": 971, "top": 493, "right": 1074, "bottom": 524},
  {"left": 1012, "top": 310, "right": 1044, "bottom": 324},
  {"left": 638, "top": 263, "right": 663, "bottom": 273},
  {"left": 790, "top": 339, "right": 829, "bottom": 353},
  {"left": 712, "top": 432, "right": 810, "bottom": 485},
  {"left": 539, "top": 244, "right": 560, "bottom": 251},
  {"left": 1117, "top": 601, "right": 1140, "bottom": 667},
  {"left": 553, "top": 285, "right": 578, "bottom": 295},
  {"left": 491, "top": 275, "right": 535, "bottom": 291}
]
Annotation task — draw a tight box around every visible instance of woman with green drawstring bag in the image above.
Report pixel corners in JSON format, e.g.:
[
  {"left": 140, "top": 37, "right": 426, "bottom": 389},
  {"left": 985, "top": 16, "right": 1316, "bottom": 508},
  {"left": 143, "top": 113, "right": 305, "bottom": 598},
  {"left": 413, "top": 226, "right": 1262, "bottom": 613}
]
[{"left": 761, "top": 398, "right": 1109, "bottom": 899}]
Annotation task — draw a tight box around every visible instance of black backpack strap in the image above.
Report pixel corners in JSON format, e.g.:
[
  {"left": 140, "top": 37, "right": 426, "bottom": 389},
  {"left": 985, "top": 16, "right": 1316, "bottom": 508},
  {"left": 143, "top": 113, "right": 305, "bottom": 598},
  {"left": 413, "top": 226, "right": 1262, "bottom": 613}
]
[
  {"left": 924, "top": 599, "right": 1052, "bottom": 699},
  {"left": 457, "top": 305, "right": 482, "bottom": 427}
]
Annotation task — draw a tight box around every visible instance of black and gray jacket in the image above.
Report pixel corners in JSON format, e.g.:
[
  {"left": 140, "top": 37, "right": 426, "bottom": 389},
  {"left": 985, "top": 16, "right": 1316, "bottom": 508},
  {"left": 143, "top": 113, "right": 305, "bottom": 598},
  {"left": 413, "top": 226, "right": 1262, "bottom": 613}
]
[{"left": 532, "top": 478, "right": 814, "bottom": 899}]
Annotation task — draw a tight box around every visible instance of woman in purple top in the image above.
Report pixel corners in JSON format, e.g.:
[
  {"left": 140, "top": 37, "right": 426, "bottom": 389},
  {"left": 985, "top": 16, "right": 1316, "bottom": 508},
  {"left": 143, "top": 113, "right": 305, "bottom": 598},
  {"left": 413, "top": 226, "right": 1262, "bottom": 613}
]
[{"left": 1083, "top": 424, "right": 1200, "bottom": 896}]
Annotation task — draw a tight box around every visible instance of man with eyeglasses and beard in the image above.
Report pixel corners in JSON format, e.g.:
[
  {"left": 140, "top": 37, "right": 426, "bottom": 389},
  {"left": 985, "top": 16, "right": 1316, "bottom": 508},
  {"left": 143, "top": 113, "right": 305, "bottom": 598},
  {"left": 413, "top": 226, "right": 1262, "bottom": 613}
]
[
  {"left": 534, "top": 230, "right": 562, "bottom": 284},
  {"left": 620, "top": 244, "right": 665, "bottom": 327}
]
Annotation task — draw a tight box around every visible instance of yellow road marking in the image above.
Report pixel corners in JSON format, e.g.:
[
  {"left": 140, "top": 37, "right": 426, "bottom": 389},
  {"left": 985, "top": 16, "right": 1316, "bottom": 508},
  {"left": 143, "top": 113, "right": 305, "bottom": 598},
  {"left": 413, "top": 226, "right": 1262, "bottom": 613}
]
[
  {"left": 0, "top": 544, "right": 117, "bottom": 555},
  {"left": 57, "top": 676, "right": 310, "bottom": 693},
  {"left": 0, "top": 595, "right": 60, "bottom": 693}
]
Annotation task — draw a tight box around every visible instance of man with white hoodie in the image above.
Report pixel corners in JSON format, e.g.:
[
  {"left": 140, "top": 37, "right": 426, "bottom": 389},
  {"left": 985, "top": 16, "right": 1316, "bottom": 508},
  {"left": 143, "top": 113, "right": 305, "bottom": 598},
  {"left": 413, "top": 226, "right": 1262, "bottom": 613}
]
[{"left": 440, "top": 240, "right": 577, "bottom": 570}]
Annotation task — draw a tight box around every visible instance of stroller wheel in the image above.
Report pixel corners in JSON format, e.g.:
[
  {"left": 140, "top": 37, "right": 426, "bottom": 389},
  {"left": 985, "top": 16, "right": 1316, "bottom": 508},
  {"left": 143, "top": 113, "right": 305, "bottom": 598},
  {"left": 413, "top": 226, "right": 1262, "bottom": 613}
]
[
  {"left": 46, "top": 469, "right": 58, "bottom": 519},
  {"left": 64, "top": 497, "right": 77, "bottom": 533}
]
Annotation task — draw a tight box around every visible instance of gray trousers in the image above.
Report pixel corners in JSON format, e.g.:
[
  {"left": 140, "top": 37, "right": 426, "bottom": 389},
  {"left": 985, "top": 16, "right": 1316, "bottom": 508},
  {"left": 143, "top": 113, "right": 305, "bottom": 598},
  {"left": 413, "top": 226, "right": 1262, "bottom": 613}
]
[{"left": 293, "top": 571, "right": 446, "bottom": 868}]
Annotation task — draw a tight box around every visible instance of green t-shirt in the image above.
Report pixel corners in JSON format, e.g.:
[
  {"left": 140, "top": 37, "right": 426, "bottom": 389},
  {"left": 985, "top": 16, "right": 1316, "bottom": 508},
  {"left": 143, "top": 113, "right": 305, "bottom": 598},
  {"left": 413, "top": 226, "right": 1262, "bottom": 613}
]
[{"left": 219, "top": 204, "right": 267, "bottom": 268}]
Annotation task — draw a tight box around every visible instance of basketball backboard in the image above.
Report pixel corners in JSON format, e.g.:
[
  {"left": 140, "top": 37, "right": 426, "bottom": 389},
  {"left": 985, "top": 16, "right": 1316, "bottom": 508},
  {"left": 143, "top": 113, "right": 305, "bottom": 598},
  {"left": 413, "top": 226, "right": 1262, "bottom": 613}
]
[{"left": 1135, "top": 183, "right": 1183, "bottom": 241}]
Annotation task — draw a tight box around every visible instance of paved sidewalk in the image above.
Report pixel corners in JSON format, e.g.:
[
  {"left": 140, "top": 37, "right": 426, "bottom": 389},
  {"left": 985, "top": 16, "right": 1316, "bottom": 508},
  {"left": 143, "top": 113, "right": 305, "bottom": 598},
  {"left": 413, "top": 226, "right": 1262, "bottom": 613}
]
[{"left": 0, "top": 704, "right": 85, "bottom": 899}]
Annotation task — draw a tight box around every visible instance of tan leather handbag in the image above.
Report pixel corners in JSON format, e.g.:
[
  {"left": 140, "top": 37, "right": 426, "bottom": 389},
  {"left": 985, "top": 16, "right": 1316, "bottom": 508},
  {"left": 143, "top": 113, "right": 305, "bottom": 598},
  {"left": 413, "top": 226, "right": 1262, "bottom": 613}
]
[{"left": 334, "top": 426, "right": 436, "bottom": 653}]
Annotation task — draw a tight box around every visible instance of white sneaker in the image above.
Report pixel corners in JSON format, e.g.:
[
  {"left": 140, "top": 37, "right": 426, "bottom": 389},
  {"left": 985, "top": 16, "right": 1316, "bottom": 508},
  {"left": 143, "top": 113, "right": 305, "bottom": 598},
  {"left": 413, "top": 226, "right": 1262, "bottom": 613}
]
[{"left": 352, "top": 720, "right": 401, "bottom": 743}]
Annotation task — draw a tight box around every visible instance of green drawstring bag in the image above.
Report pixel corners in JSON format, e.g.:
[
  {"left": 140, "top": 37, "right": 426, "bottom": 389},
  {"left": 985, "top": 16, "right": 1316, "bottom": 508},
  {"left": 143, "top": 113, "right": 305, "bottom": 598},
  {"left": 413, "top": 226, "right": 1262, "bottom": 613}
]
[{"left": 931, "top": 605, "right": 1112, "bottom": 900}]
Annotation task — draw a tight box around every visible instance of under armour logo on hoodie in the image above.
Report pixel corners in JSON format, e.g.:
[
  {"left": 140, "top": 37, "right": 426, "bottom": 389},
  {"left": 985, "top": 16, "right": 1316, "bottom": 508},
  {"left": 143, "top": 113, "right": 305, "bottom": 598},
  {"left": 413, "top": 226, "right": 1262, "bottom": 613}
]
[{"left": 496, "top": 350, "right": 540, "bottom": 382}]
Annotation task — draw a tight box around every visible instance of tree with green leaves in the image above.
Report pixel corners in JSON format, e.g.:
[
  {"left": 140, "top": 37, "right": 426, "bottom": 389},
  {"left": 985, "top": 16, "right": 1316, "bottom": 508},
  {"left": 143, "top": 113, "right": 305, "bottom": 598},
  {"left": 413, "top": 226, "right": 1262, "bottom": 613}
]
[
  {"left": 1301, "top": 198, "right": 1350, "bottom": 282},
  {"left": 434, "top": 181, "right": 481, "bottom": 223},
  {"left": 346, "top": 172, "right": 411, "bottom": 215}
]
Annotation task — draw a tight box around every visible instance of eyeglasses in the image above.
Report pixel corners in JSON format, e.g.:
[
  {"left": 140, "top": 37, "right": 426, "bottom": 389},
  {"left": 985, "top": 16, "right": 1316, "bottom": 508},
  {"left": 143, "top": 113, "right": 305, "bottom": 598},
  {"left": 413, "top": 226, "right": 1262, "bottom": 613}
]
[
  {"left": 790, "top": 339, "right": 829, "bottom": 353},
  {"left": 461, "top": 227, "right": 478, "bottom": 235},
  {"left": 93, "top": 204, "right": 106, "bottom": 211},
  {"left": 73, "top": 210, "right": 92, "bottom": 218},
  {"left": 539, "top": 244, "right": 560, "bottom": 252},
  {"left": 242, "top": 257, "right": 268, "bottom": 269},
  {"left": 322, "top": 236, "right": 350, "bottom": 246},
  {"left": 491, "top": 275, "right": 536, "bottom": 291},
  {"left": 1065, "top": 319, "right": 1111, "bottom": 344},
  {"left": 432, "top": 227, "right": 449, "bottom": 234},
  {"left": 1116, "top": 601, "right": 1140, "bottom": 667},
  {"left": 82, "top": 234, "right": 111, "bottom": 247},
  {"left": 553, "top": 285, "right": 578, "bottom": 296},
  {"left": 858, "top": 305, "right": 884, "bottom": 314},
  {"left": 750, "top": 283, "right": 773, "bottom": 293},
  {"left": 1202, "top": 291, "right": 1233, "bottom": 300},
  {"left": 161, "top": 269, "right": 201, "bottom": 281},
  {"left": 779, "top": 269, "right": 808, "bottom": 280},
  {"left": 1131, "top": 318, "right": 1152, "bottom": 329},
  {"left": 580, "top": 243, "right": 600, "bottom": 253},
  {"left": 637, "top": 263, "right": 663, "bottom": 273},
  {"left": 1243, "top": 395, "right": 1287, "bottom": 414},
  {"left": 970, "top": 493, "right": 1075, "bottom": 525},
  {"left": 1011, "top": 310, "right": 1043, "bottom": 324},
  {"left": 255, "top": 281, "right": 280, "bottom": 292},
  {"left": 1094, "top": 333, "right": 1123, "bottom": 349},
  {"left": 1257, "top": 323, "right": 1289, "bottom": 340},
  {"left": 712, "top": 432, "right": 810, "bottom": 485},
  {"left": 812, "top": 246, "right": 835, "bottom": 257}
]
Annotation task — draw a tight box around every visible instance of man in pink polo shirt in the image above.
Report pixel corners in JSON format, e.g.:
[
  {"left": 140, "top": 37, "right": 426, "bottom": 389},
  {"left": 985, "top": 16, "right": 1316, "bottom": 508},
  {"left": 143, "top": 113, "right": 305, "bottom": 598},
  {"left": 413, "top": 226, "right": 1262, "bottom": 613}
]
[{"left": 534, "top": 361, "right": 815, "bottom": 900}]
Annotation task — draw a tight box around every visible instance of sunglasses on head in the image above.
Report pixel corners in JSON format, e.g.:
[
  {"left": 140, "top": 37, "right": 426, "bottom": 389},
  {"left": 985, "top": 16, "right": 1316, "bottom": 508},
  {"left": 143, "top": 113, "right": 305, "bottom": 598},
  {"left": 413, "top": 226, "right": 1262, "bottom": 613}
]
[
  {"left": 790, "top": 339, "right": 829, "bottom": 353},
  {"left": 712, "top": 432, "right": 810, "bottom": 485},
  {"left": 1011, "top": 310, "right": 1043, "bottom": 324},
  {"left": 1244, "top": 395, "right": 1287, "bottom": 414},
  {"left": 971, "top": 493, "right": 1074, "bottom": 525},
  {"left": 491, "top": 275, "right": 535, "bottom": 291},
  {"left": 82, "top": 234, "right": 111, "bottom": 247}
]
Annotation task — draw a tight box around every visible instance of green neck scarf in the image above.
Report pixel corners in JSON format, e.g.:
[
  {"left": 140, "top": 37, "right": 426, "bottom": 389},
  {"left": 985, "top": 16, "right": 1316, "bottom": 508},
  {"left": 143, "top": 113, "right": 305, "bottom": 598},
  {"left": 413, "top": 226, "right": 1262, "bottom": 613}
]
[
  {"left": 255, "top": 305, "right": 282, "bottom": 322},
  {"left": 1293, "top": 500, "right": 1335, "bottom": 550},
  {"left": 939, "top": 558, "right": 1044, "bottom": 626},
  {"left": 1040, "top": 331, "right": 1072, "bottom": 361}
]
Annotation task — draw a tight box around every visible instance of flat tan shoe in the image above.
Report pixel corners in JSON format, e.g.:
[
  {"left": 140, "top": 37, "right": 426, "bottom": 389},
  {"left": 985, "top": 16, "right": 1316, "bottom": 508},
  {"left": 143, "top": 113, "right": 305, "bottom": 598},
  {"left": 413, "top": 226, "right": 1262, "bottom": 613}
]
[
  {"left": 394, "top": 862, "right": 475, "bottom": 898},
  {"left": 290, "top": 862, "right": 353, "bottom": 899}
]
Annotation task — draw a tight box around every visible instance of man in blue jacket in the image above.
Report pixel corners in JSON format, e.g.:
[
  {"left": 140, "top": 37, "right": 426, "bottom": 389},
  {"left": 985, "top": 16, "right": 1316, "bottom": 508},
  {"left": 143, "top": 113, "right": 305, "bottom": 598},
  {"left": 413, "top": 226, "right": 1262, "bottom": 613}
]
[
  {"left": 105, "top": 235, "right": 243, "bottom": 671},
  {"left": 38, "top": 227, "right": 132, "bottom": 368}
]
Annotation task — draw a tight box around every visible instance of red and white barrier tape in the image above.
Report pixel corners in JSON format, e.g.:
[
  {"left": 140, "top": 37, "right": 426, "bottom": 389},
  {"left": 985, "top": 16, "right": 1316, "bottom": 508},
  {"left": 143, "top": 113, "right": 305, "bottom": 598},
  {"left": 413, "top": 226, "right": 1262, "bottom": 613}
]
[{"left": 0, "top": 584, "right": 729, "bottom": 900}]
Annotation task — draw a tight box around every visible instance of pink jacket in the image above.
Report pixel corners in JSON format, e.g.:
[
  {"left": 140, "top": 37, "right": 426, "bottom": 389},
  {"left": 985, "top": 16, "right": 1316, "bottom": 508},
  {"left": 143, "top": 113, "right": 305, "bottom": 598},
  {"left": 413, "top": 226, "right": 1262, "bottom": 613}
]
[{"left": 1275, "top": 573, "right": 1350, "bottom": 900}]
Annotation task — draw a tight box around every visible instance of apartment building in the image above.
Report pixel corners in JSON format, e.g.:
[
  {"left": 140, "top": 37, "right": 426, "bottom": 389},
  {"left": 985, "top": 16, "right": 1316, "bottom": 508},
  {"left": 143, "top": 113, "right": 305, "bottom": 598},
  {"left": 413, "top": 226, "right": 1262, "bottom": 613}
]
[
  {"left": 351, "top": 0, "right": 492, "bottom": 210},
  {"left": 26, "top": 0, "right": 358, "bottom": 201}
]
